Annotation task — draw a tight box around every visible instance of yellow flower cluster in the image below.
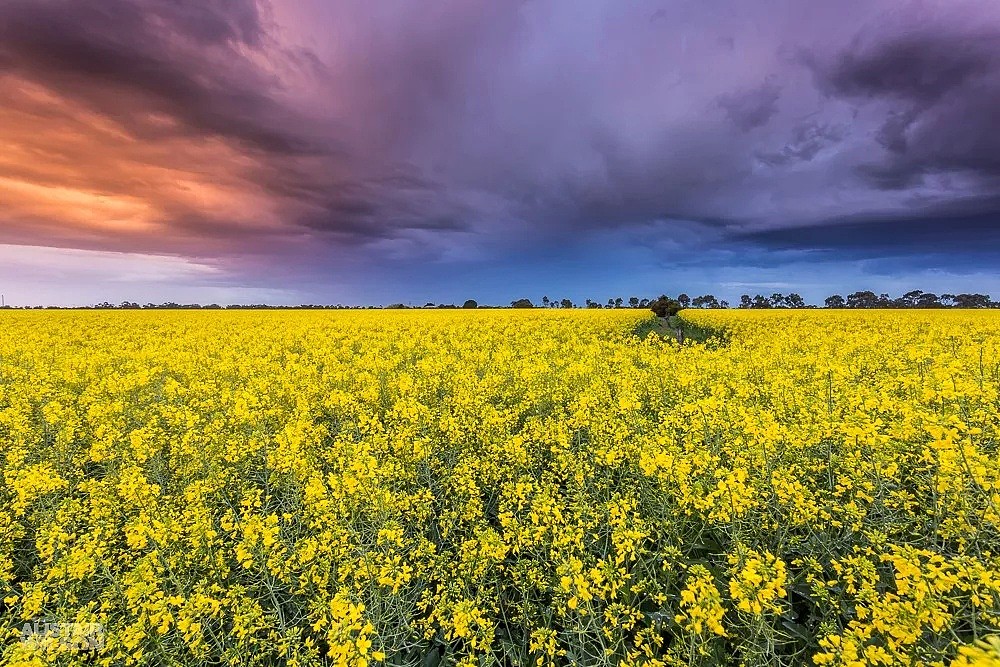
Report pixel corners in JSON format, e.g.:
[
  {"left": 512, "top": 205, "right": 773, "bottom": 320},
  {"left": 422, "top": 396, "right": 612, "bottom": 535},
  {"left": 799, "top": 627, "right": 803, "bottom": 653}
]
[
  {"left": 728, "top": 550, "right": 788, "bottom": 616},
  {"left": 952, "top": 636, "right": 1000, "bottom": 667},
  {"left": 675, "top": 565, "right": 727, "bottom": 637},
  {"left": 1, "top": 308, "right": 999, "bottom": 667}
]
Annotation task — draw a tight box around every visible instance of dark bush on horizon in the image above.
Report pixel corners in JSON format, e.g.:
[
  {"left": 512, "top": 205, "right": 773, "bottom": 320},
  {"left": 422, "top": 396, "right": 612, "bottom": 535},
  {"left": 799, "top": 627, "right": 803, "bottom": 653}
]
[{"left": 650, "top": 296, "right": 681, "bottom": 318}]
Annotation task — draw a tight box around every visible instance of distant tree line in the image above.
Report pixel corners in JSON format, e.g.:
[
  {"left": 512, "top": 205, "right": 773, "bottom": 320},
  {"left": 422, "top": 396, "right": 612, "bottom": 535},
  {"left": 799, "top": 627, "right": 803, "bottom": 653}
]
[
  {"left": 0, "top": 289, "right": 995, "bottom": 311},
  {"left": 734, "top": 290, "right": 996, "bottom": 309},
  {"left": 373, "top": 295, "right": 728, "bottom": 310},
  {"left": 821, "top": 291, "right": 995, "bottom": 309}
]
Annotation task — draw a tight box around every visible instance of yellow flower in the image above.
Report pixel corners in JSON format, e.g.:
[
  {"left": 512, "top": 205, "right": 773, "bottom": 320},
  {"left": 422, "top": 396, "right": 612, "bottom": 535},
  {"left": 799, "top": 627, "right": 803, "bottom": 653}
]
[
  {"left": 952, "top": 636, "right": 1000, "bottom": 667},
  {"left": 2, "top": 307, "right": 1000, "bottom": 665},
  {"left": 675, "top": 565, "right": 727, "bottom": 637},
  {"left": 729, "top": 550, "right": 787, "bottom": 616}
]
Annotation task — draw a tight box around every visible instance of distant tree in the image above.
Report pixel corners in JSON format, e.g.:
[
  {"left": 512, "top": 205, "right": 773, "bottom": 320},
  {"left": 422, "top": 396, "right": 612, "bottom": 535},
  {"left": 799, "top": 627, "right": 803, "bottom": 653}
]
[
  {"left": 650, "top": 296, "right": 681, "bottom": 318},
  {"left": 824, "top": 294, "right": 846, "bottom": 308},
  {"left": 462, "top": 299, "right": 478, "bottom": 309},
  {"left": 120, "top": 301, "right": 141, "bottom": 309},
  {"left": 677, "top": 293, "right": 691, "bottom": 309},
  {"left": 784, "top": 293, "right": 806, "bottom": 308},
  {"left": 691, "top": 294, "right": 720, "bottom": 309},
  {"left": 719, "top": 300, "right": 730, "bottom": 309},
  {"left": 892, "top": 290, "right": 936, "bottom": 308},
  {"left": 424, "top": 302, "right": 436, "bottom": 308},
  {"left": 916, "top": 292, "right": 941, "bottom": 308},
  {"left": 629, "top": 297, "right": 640, "bottom": 308},
  {"left": 614, "top": 297, "right": 624, "bottom": 309},
  {"left": 607, "top": 298, "right": 615, "bottom": 308},
  {"left": 952, "top": 293, "right": 991, "bottom": 308},
  {"left": 639, "top": 298, "right": 650, "bottom": 308},
  {"left": 542, "top": 296, "right": 550, "bottom": 308},
  {"left": 560, "top": 298, "right": 574, "bottom": 309},
  {"left": 739, "top": 295, "right": 752, "bottom": 309},
  {"left": 846, "top": 291, "right": 879, "bottom": 309},
  {"left": 895, "top": 290, "right": 921, "bottom": 308},
  {"left": 511, "top": 298, "right": 534, "bottom": 308}
]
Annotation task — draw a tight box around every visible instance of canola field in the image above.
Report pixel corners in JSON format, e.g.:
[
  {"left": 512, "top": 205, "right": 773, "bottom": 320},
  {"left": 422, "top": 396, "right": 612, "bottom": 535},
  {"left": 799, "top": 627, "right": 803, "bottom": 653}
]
[{"left": 1, "top": 309, "right": 999, "bottom": 667}]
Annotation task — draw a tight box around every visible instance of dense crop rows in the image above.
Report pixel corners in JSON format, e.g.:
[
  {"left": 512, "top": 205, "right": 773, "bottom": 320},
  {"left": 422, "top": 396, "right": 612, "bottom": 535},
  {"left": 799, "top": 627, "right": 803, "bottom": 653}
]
[{"left": 1, "top": 310, "right": 999, "bottom": 667}]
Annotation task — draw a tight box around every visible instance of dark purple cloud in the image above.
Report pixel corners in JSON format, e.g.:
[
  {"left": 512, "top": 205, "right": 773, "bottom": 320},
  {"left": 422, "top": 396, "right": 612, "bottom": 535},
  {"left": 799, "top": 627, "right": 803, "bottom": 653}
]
[
  {"left": 0, "top": 0, "right": 296, "bottom": 151},
  {"left": 808, "top": 12, "right": 1000, "bottom": 196},
  {"left": 0, "top": 0, "right": 998, "bottom": 303},
  {"left": 718, "top": 80, "right": 783, "bottom": 132},
  {"left": 755, "top": 121, "right": 847, "bottom": 166}
]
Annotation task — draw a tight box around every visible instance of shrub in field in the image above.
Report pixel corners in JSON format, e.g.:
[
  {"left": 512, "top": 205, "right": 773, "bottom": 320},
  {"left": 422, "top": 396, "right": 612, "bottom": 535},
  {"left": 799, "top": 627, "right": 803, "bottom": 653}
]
[
  {"left": 0, "top": 309, "right": 999, "bottom": 666},
  {"left": 649, "top": 297, "right": 681, "bottom": 318}
]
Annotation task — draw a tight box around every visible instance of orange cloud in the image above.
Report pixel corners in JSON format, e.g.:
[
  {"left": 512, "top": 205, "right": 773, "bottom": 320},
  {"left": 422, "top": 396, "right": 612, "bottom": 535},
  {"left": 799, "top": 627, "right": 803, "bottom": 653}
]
[{"left": 0, "top": 73, "right": 290, "bottom": 255}]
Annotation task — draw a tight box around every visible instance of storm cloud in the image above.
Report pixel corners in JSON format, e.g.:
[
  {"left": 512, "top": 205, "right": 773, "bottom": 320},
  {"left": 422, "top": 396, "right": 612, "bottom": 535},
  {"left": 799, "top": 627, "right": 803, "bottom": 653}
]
[
  {"left": 809, "top": 11, "right": 1000, "bottom": 194},
  {"left": 1, "top": 0, "right": 998, "bottom": 303}
]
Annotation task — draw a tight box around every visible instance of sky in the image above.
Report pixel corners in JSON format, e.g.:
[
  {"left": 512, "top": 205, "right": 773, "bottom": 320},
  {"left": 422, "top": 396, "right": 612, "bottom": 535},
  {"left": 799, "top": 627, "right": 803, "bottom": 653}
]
[{"left": 1, "top": 0, "right": 999, "bottom": 306}]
